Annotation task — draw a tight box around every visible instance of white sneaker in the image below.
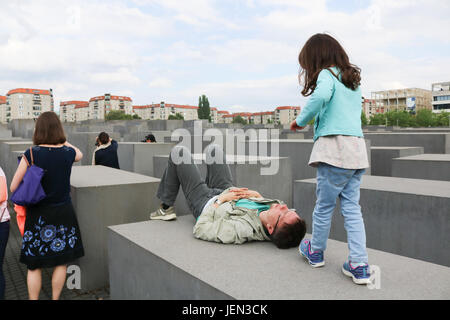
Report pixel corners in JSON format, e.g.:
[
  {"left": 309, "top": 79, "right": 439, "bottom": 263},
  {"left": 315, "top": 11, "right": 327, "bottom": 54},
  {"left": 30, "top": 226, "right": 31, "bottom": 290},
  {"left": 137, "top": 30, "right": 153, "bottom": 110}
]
[{"left": 149, "top": 205, "right": 177, "bottom": 221}]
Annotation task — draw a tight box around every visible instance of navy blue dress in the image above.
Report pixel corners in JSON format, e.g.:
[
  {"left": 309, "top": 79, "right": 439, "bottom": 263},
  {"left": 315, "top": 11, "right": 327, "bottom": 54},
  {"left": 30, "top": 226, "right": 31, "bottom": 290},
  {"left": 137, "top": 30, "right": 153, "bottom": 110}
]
[{"left": 19, "top": 146, "right": 84, "bottom": 270}]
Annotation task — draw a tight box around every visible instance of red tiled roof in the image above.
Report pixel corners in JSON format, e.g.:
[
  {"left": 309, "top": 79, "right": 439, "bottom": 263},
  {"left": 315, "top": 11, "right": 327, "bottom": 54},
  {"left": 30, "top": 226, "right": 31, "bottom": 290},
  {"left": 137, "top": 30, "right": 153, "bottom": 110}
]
[
  {"left": 89, "top": 95, "right": 132, "bottom": 102},
  {"left": 60, "top": 101, "right": 89, "bottom": 108},
  {"left": 135, "top": 103, "right": 199, "bottom": 110},
  {"left": 7, "top": 88, "right": 51, "bottom": 96},
  {"left": 217, "top": 110, "right": 230, "bottom": 114},
  {"left": 0, "top": 96, "right": 6, "bottom": 104},
  {"left": 252, "top": 111, "right": 274, "bottom": 116},
  {"left": 276, "top": 106, "right": 301, "bottom": 110},
  {"left": 223, "top": 112, "right": 252, "bottom": 118},
  {"left": 133, "top": 105, "right": 150, "bottom": 109}
]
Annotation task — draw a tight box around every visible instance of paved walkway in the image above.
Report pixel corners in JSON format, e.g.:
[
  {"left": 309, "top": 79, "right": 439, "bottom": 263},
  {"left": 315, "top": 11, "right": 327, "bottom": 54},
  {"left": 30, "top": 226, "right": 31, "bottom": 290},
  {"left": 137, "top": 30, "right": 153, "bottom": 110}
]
[{"left": 3, "top": 205, "right": 109, "bottom": 300}]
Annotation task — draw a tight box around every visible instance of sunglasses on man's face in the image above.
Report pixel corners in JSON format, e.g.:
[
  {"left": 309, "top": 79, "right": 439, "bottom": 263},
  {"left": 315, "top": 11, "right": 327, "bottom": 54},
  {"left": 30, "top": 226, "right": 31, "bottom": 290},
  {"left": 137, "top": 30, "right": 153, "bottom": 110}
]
[{"left": 272, "top": 208, "right": 296, "bottom": 234}]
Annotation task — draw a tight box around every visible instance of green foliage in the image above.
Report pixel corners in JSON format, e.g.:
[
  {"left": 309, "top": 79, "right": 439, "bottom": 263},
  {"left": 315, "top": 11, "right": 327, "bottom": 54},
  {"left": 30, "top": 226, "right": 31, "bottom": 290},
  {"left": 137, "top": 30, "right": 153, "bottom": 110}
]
[
  {"left": 307, "top": 118, "right": 315, "bottom": 126},
  {"left": 232, "top": 115, "right": 247, "bottom": 125},
  {"left": 368, "top": 109, "right": 450, "bottom": 127},
  {"left": 369, "top": 113, "right": 386, "bottom": 125},
  {"left": 106, "top": 110, "right": 141, "bottom": 120},
  {"left": 197, "top": 95, "right": 211, "bottom": 121},
  {"left": 168, "top": 113, "right": 184, "bottom": 120},
  {"left": 361, "top": 111, "right": 368, "bottom": 126}
]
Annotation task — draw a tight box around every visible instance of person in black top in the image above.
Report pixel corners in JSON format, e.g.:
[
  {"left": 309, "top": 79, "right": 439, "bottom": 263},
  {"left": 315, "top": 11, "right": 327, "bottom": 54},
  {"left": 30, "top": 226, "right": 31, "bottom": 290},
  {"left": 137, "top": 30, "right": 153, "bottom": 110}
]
[
  {"left": 141, "top": 133, "right": 156, "bottom": 143},
  {"left": 93, "top": 132, "right": 120, "bottom": 169},
  {"left": 10, "top": 111, "right": 84, "bottom": 300}
]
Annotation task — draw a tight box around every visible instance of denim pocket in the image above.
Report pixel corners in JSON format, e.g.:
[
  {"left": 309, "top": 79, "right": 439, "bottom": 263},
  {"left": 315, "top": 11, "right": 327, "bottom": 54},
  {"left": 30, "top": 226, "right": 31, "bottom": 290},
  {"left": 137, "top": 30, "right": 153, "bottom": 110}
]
[{"left": 322, "top": 164, "right": 353, "bottom": 188}]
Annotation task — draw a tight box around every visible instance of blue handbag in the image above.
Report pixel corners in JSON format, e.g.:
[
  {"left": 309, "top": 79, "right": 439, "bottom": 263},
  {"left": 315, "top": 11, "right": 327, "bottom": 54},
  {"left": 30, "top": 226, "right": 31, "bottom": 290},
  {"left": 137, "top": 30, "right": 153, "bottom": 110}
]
[{"left": 10, "top": 147, "right": 46, "bottom": 206}]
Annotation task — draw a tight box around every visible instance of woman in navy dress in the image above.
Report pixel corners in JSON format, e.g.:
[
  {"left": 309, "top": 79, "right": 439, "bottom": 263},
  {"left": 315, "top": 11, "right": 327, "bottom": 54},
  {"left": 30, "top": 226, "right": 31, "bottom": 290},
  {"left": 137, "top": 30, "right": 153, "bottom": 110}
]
[{"left": 10, "top": 111, "right": 85, "bottom": 300}]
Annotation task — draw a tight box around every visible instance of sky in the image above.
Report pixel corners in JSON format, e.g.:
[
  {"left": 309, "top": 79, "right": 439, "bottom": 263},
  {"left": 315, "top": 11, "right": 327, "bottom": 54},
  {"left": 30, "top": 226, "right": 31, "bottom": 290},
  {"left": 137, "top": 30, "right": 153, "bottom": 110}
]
[{"left": 0, "top": 0, "right": 449, "bottom": 113}]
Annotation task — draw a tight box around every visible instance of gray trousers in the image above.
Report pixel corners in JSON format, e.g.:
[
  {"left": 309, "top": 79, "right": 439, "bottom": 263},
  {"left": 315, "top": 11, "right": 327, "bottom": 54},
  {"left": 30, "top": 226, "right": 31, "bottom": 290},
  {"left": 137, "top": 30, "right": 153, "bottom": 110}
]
[{"left": 156, "top": 145, "right": 234, "bottom": 218}]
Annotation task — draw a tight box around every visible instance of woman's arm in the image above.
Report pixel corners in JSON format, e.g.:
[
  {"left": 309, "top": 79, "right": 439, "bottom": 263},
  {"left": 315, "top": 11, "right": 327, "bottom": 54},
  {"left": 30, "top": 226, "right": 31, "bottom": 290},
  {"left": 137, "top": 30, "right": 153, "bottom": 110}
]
[
  {"left": 64, "top": 141, "right": 83, "bottom": 162},
  {"left": 0, "top": 174, "right": 7, "bottom": 203},
  {"left": 295, "top": 69, "right": 335, "bottom": 127},
  {"left": 10, "top": 157, "right": 28, "bottom": 193}
]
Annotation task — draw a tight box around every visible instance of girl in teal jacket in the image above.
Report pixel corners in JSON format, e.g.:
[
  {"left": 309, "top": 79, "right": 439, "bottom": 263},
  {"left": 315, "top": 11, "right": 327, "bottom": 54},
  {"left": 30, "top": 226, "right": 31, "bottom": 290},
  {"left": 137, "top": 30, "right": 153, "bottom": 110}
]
[{"left": 291, "top": 33, "right": 371, "bottom": 285}]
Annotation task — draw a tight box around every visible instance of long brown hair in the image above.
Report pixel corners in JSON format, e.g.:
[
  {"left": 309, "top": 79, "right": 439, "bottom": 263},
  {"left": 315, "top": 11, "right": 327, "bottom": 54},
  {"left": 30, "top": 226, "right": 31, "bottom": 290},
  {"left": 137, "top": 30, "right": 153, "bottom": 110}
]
[
  {"left": 298, "top": 33, "right": 361, "bottom": 96},
  {"left": 33, "top": 111, "right": 67, "bottom": 145}
]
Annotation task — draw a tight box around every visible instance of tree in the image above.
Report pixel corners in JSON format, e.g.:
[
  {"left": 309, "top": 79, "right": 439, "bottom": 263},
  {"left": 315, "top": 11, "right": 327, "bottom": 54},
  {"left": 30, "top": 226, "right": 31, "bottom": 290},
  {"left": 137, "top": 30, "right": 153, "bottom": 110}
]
[
  {"left": 415, "top": 109, "right": 434, "bottom": 127},
  {"left": 361, "top": 111, "right": 368, "bottom": 126},
  {"left": 232, "top": 115, "right": 247, "bottom": 125},
  {"left": 435, "top": 111, "right": 450, "bottom": 126},
  {"left": 197, "top": 94, "right": 211, "bottom": 121},
  {"left": 168, "top": 113, "right": 184, "bottom": 120},
  {"left": 369, "top": 113, "right": 386, "bottom": 125},
  {"left": 105, "top": 110, "right": 140, "bottom": 120}
]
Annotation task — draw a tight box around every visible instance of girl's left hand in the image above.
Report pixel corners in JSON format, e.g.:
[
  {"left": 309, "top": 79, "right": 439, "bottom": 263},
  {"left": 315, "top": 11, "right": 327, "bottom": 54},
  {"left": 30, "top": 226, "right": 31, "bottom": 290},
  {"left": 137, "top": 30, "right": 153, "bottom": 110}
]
[{"left": 290, "top": 120, "right": 305, "bottom": 131}]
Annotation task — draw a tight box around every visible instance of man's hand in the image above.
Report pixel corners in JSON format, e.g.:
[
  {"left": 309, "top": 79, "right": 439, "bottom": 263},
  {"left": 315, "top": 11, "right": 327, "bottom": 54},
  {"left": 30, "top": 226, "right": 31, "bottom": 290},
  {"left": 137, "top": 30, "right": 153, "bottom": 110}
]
[
  {"left": 215, "top": 189, "right": 262, "bottom": 207},
  {"left": 237, "top": 190, "right": 262, "bottom": 199},
  {"left": 290, "top": 120, "right": 305, "bottom": 131}
]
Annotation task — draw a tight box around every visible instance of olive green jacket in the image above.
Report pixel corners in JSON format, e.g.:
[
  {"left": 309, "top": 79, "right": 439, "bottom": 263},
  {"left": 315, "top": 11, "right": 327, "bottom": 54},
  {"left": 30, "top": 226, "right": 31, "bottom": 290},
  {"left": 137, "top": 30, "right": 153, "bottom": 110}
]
[{"left": 193, "top": 188, "right": 283, "bottom": 244}]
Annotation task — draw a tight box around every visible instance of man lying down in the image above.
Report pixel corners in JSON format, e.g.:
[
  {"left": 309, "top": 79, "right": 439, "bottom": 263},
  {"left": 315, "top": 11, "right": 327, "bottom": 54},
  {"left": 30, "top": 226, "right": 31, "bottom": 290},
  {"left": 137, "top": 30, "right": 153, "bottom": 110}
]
[{"left": 150, "top": 144, "right": 306, "bottom": 249}]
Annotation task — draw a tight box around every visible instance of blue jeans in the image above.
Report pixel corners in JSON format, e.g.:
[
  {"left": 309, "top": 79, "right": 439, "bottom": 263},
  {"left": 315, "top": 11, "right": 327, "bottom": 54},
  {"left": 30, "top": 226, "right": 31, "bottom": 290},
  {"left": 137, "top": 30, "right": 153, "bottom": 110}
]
[
  {"left": 0, "top": 221, "right": 10, "bottom": 300},
  {"left": 311, "top": 163, "right": 368, "bottom": 264}
]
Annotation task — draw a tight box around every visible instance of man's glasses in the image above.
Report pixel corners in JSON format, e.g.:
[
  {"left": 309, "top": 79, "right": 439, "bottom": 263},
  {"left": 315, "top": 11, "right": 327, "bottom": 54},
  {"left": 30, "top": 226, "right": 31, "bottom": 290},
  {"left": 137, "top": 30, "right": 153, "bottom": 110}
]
[{"left": 272, "top": 208, "right": 296, "bottom": 234}]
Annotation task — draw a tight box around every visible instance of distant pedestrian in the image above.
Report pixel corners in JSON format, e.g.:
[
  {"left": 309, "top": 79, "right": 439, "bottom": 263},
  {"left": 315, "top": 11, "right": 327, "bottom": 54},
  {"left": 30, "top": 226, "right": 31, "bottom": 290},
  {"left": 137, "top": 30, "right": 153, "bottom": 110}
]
[
  {"left": 0, "top": 166, "right": 10, "bottom": 300},
  {"left": 10, "top": 111, "right": 85, "bottom": 300},
  {"left": 92, "top": 132, "right": 120, "bottom": 169},
  {"left": 141, "top": 134, "right": 156, "bottom": 143},
  {"left": 291, "top": 33, "right": 371, "bottom": 284}
]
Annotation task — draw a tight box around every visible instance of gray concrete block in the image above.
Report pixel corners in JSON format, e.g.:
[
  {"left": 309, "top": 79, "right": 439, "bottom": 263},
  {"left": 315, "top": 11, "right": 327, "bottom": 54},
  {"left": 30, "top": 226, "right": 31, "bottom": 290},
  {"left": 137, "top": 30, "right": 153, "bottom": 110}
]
[
  {"left": 117, "top": 142, "right": 175, "bottom": 177},
  {"left": 294, "top": 176, "right": 450, "bottom": 267},
  {"left": 153, "top": 154, "right": 292, "bottom": 214},
  {"left": 364, "top": 132, "right": 450, "bottom": 154},
  {"left": 391, "top": 154, "right": 450, "bottom": 181},
  {"left": 0, "top": 141, "right": 33, "bottom": 182},
  {"left": 108, "top": 216, "right": 450, "bottom": 299},
  {"left": 67, "top": 131, "right": 121, "bottom": 166},
  {"left": 8, "top": 119, "right": 35, "bottom": 138},
  {"left": 248, "top": 139, "right": 371, "bottom": 180},
  {"left": 70, "top": 166, "right": 161, "bottom": 291},
  {"left": 371, "top": 147, "right": 424, "bottom": 176},
  {"left": 0, "top": 126, "right": 12, "bottom": 138}
]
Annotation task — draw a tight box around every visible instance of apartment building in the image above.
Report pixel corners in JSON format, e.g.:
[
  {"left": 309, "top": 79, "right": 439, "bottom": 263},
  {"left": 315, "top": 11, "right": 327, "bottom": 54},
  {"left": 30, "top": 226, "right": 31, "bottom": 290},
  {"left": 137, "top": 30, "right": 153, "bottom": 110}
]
[
  {"left": 0, "top": 96, "right": 6, "bottom": 124},
  {"left": 89, "top": 94, "right": 133, "bottom": 120},
  {"left": 274, "top": 106, "right": 300, "bottom": 125},
  {"left": 250, "top": 111, "right": 275, "bottom": 124},
  {"left": 132, "top": 102, "right": 199, "bottom": 120},
  {"left": 222, "top": 112, "right": 252, "bottom": 124},
  {"left": 362, "top": 98, "right": 379, "bottom": 119},
  {"left": 371, "top": 88, "right": 432, "bottom": 113},
  {"left": 431, "top": 82, "right": 450, "bottom": 113},
  {"left": 216, "top": 110, "right": 230, "bottom": 123},
  {"left": 210, "top": 107, "right": 218, "bottom": 123},
  {"left": 5, "top": 88, "right": 54, "bottom": 121},
  {"left": 74, "top": 103, "right": 90, "bottom": 121},
  {"left": 60, "top": 101, "right": 89, "bottom": 122}
]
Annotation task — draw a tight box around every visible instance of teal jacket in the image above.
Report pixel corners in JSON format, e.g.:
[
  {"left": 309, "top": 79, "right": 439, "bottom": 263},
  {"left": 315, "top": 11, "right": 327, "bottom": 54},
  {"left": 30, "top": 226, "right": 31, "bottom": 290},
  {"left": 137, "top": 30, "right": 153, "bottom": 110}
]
[{"left": 296, "top": 67, "right": 363, "bottom": 141}]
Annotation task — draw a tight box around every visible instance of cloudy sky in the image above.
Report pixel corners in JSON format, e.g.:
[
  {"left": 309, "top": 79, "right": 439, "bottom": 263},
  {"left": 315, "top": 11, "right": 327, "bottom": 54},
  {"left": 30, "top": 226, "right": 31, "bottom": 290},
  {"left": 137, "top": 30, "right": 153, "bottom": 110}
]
[{"left": 0, "top": 0, "right": 449, "bottom": 113}]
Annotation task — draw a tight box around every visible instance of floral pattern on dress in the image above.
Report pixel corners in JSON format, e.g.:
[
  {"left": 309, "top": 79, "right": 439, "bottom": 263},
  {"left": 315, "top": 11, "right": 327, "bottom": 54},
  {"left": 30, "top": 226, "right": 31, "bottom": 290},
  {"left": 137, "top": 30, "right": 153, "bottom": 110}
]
[{"left": 22, "top": 216, "right": 79, "bottom": 256}]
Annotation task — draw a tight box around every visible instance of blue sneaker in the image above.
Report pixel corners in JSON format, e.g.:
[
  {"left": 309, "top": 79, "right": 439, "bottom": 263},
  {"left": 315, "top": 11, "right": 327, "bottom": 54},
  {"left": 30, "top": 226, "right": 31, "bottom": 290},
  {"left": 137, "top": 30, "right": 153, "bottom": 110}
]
[
  {"left": 299, "top": 239, "right": 325, "bottom": 268},
  {"left": 342, "top": 261, "right": 371, "bottom": 285}
]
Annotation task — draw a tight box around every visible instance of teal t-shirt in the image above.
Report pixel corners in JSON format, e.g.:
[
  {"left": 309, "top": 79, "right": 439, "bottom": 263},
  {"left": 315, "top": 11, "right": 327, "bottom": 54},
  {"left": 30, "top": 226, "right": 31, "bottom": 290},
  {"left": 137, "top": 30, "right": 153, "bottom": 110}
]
[{"left": 235, "top": 199, "right": 270, "bottom": 216}]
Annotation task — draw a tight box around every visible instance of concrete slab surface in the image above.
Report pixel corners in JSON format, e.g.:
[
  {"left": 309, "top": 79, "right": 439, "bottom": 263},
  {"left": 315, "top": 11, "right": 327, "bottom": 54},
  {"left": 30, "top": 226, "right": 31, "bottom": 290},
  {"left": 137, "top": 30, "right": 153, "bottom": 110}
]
[
  {"left": 294, "top": 176, "right": 450, "bottom": 266},
  {"left": 108, "top": 216, "right": 450, "bottom": 300}
]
